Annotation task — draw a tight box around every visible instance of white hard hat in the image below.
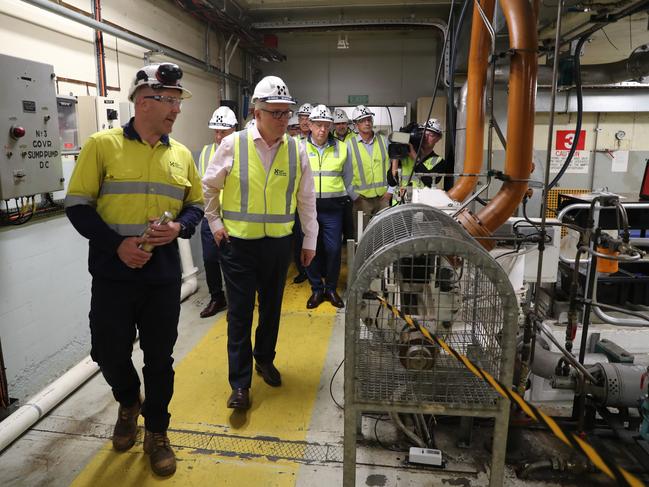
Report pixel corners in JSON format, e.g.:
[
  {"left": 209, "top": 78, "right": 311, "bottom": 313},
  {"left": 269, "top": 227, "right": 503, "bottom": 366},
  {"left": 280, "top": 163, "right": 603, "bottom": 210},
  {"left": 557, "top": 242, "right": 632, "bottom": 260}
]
[
  {"left": 351, "top": 105, "right": 374, "bottom": 122},
  {"left": 297, "top": 103, "right": 313, "bottom": 116},
  {"left": 309, "top": 105, "right": 333, "bottom": 122},
  {"left": 333, "top": 108, "right": 349, "bottom": 124},
  {"left": 423, "top": 118, "right": 443, "bottom": 134},
  {"left": 245, "top": 118, "right": 256, "bottom": 129},
  {"left": 288, "top": 114, "right": 299, "bottom": 127},
  {"left": 208, "top": 106, "right": 238, "bottom": 129},
  {"left": 251, "top": 76, "right": 295, "bottom": 104},
  {"left": 128, "top": 63, "right": 192, "bottom": 102}
]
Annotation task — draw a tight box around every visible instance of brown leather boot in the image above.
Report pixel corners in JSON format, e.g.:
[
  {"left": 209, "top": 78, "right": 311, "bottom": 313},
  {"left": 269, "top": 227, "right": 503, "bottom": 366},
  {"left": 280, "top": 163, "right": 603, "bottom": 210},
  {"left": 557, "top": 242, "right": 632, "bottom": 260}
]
[
  {"left": 112, "top": 397, "right": 141, "bottom": 451},
  {"left": 144, "top": 430, "right": 176, "bottom": 476}
]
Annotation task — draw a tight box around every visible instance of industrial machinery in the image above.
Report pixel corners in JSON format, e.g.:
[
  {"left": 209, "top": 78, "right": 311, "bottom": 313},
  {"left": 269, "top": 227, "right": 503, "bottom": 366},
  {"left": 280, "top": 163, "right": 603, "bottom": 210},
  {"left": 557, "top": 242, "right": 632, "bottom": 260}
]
[{"left": 343, "top": 204, "right": 519, "bottom": 487}]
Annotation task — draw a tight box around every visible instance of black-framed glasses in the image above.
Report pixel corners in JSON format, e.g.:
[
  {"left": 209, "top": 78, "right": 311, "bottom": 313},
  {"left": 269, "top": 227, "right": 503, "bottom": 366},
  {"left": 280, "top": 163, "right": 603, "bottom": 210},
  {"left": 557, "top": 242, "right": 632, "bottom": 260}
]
[
  {"left": 260, "top": 108, "right": 293, "bottom": 120},
  {"left": 143, "top": 95, "right": 182, "bottom": 107}
]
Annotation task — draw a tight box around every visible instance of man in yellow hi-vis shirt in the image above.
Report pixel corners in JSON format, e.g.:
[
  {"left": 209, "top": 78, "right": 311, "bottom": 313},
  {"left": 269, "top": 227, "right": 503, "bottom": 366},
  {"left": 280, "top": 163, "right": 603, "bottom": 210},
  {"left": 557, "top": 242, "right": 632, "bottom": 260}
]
[
  {"left": 65, "top": 63, "right": 203, "bottom": 477},
  {"left": 197, "top": 106, "right": 237, "bottom": 318}
]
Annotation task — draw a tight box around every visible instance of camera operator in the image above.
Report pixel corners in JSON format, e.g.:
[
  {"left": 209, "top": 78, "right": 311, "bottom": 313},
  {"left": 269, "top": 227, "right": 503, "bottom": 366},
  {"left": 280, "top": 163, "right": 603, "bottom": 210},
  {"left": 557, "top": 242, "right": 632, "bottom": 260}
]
[{"left": 389, "top": 119, "right": 450, "bottom": 197}]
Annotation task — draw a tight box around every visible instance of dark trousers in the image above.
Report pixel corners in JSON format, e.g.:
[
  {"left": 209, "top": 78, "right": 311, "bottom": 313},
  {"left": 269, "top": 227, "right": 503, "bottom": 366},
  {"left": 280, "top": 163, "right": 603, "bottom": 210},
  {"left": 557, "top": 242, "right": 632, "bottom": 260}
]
[
  {"left": 292, "top": 213, "right": 305, "bottom": 276},
  {"left": 200, "top": 218, "right": 224, "bottom": 300},
  {"left": 342, "top": 197, "right": 354, "bottom": 243},
  {"left": 306, "top": 208, "right": 344, "bottom": 293},
  {"left": 89, "top": 278, "right": 180, "bottom": 432},
  {"left": 219, "top": 236, "right": 292, "bottom": 389}
]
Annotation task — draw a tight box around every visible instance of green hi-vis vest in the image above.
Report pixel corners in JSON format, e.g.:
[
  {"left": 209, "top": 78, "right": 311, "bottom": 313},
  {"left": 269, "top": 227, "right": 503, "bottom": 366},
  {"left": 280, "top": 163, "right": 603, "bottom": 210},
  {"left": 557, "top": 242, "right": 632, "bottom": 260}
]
[
  {"left": 349, "top": 134, "right": 389, "bottom": 197},
  {"left": 221, "top": 130, "right": 301, "bottom": 239},
  {"left": 199, "top": 143, "right": 217, "bottom": 177},
  {"left": 65, "top": 128, "right": 203, "bottom": 236},
  {"left": 305, "top": 138, "right": 348, "bottom": 199},
  {"left": 400, "top": 154, "right": 443, "bottom": 188}
]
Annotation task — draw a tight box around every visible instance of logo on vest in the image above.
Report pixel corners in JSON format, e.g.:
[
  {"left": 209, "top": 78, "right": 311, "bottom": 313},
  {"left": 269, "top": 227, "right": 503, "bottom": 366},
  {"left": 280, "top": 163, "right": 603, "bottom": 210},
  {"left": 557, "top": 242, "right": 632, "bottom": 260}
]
[
  {"left": 274, "top": 168, "right": 287, "bottom": 177},
  {"left": 169, "top": 161, "right": 182, "bottom": 169}
]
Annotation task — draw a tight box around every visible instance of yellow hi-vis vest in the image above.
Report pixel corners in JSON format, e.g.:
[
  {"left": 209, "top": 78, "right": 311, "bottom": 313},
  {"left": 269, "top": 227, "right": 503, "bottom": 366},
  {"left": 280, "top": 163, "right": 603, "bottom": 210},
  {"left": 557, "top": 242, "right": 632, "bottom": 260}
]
[
  {"left": 349, "top": 133, "right": 388, "bottom": 197},
  {"left": 305, "top": 138, "right": 348, "bottom": 199},
  {"left": 221, "top": 129, "right": 301, "bottom": 239},
  {"left": 199, "top": 143, "right": 217, "bottom": 177},
  {"left": 65, "top": 128, "right": 203, "bottom": 236},
  {"left": 400, "top": 154, "right": 443, "bottom": 188}
]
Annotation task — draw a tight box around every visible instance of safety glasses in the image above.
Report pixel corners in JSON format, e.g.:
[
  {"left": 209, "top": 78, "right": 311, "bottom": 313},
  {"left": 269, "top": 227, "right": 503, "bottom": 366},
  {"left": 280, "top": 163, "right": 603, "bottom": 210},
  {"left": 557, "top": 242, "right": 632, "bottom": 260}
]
[{"left": 143, "top": 95, "right": 182, "bottom": 107}]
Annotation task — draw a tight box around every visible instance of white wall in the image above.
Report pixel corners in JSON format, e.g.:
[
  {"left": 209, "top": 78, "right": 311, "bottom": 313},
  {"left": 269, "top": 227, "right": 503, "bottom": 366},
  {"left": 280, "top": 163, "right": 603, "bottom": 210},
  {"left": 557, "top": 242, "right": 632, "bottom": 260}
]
[
  {"left": 261, "top": 29, "right": 441, "bottom": 110},
  {"left": 0, "top": 0, "right": 239, "bottom": 402}
]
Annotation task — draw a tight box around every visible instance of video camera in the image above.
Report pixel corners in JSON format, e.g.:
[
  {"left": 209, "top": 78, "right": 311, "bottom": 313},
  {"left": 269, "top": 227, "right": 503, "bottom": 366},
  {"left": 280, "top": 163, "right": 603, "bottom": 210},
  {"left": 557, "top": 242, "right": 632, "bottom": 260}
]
[{"left": 388, "top": 121, "right": 424, "bottom": 160}]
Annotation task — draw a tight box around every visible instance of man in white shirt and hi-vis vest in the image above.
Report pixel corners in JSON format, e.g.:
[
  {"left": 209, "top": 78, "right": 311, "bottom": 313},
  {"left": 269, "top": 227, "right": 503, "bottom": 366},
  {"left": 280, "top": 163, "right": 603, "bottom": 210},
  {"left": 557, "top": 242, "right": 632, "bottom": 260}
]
[
  {"left": 303, "top": 105, "right": 354, "bottom": 310},
  {"left": 349, "top": 105, "right": 392, "bottom": 236},
  {"left": 197, "top": 106, "right": 237, "bottom": 318},
  {"left": 65, "top": 63, "right": 203, "bottom": 477},
  {"left": 202, "top": 76, "right": 318, "bottom": 412},
  {"left": 332, "top": 108, "right": 354, "bottom": 143}
]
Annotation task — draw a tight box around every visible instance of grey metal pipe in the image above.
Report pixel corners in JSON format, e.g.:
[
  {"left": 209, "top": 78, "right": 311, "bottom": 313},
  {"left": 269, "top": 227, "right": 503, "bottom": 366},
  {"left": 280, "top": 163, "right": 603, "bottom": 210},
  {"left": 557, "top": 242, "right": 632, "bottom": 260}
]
[
  {"left": 454, "top": 81, "right": 469, "bottom": 179},
  {"left": 495, "top": 48, "right": 649, "bottom": 86},
  {"left": 21, "top": 0, "right": 246, "bottom": 84}
]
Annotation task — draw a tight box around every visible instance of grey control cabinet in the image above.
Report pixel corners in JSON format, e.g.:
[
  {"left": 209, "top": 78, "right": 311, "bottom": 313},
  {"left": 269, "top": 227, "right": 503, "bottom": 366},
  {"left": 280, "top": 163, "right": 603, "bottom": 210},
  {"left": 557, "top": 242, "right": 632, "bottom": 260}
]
[{"left": 0, "top": 54, "right": 64, "bottom": 200}]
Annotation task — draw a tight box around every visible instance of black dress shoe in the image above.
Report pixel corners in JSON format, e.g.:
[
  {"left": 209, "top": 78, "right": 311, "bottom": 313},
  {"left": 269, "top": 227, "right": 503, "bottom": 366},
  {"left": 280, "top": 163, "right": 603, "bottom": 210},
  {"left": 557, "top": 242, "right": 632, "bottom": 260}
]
[
  {"left": 227, "top": 388, "right": 250, "bottom": 410},
  {"left": 200, "top": 295, "right": 227, "bottom": 318},
  {"left": 255, "top": 362, "right": 282, "bottom": 387},
  {"left": 325, "top": 290, "right": 345, "bottom": 308},
  {"left": 293, "top": 272, "right": 308, "bottom": 284},
  {"left": 306, "top": 291, "right": 324, "bottom": 309}
]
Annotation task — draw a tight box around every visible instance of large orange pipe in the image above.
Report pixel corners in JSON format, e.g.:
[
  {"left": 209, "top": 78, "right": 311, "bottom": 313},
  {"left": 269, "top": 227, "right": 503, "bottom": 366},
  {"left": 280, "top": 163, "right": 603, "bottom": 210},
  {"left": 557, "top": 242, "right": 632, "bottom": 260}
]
[
  {"left": 447, "top": 0, "right": 495, "bottom": 202},
  {"left": 456, "top": 0, "right": 537, "bottom": 249}
]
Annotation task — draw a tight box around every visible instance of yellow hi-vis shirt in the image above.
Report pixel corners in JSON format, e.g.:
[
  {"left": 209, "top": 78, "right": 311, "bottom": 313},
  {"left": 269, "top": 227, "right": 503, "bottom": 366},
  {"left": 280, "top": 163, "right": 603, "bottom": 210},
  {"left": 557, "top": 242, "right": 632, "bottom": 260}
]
[
  {"left": 65, "top": 127, "right": 204, "bottom": 236},
  {"left": 199, "top": 143, "right": 218, "bottom": 177},
  {"left": 349, "top": 133, "right": 389, "bottom": 198},
  {"left": 221, "top": 129, "right": 301, "bottom": 239},
  {"left": 305, "top": 138, "right": 348, "bottom": 199}
]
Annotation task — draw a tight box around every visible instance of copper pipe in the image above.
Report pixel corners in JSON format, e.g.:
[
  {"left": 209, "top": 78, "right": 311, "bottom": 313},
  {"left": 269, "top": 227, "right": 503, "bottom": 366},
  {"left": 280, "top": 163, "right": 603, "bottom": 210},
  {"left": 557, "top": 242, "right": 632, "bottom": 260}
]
[
  {"left": 456, "top": 0, "right": 537, "bottom": 249},
  {"left": 446, "top": 0, "right": 495, "bottom": 203}
]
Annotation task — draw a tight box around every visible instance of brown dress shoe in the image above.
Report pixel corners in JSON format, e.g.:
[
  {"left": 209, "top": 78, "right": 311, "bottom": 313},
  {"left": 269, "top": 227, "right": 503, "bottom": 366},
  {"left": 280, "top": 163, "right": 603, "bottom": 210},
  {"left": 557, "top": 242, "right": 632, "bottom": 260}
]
[
  {"left": 200, "top": 295, "right": 227, "bottom": 318},
  {"left": 144, "top": 430, "right": 176, "bottom": 476},
  {"left": 112, "top": 397, "right": 141, "bottom": 451},
  {"left": 227, "top": 388, "right": 250, "bottom": 410},
  {"left": 325, "top": 290, "right": 345, "bottom": 308},
  {"left": 255, "top": 362, "right": 282, "bottom": 387},
  {"left": 306, "top": 291, "right": 324, "bottom": 309}
]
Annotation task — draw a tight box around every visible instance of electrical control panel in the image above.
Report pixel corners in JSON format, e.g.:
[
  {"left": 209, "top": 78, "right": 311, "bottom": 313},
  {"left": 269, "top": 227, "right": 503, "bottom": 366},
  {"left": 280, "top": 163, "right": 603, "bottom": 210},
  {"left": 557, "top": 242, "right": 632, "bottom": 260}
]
[
  {"left": 0, "top": 54, "right": 64, "bottom": 200},
  {"left": 57, "top": 95, "right": 79, "bottom": 154},
  {"left": 77, "top": 95, "right": 121, "bottom": 147}
]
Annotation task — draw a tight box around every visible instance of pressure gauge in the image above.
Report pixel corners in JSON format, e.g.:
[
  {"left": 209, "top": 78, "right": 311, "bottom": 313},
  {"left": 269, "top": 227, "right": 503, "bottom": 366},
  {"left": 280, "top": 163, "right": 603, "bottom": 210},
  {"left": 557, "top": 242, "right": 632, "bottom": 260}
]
[{"left": 615, "top": 130, "right": 626, "bottom": 141}]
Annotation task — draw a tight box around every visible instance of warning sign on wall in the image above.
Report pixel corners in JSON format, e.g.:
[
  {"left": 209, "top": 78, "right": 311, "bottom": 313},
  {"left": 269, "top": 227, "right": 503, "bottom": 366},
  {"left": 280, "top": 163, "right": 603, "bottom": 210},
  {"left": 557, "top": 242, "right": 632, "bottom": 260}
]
[
  {"left": 550, "top": 129, "right": 589, "bottom": 174},
  {"left": 555, "top": 130, "right": 586, "bottom": 151}
]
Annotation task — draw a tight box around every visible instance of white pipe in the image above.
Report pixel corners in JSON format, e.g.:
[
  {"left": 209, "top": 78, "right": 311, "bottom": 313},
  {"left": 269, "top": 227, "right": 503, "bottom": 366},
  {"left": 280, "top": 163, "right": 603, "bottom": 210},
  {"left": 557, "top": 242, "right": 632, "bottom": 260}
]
[
  {"left": 0, "top": 356, "right": 99, "bottom": 452},
  {"left": 178, "top": 238, "right": 199, "bottom": 301},
  {"left": 0, "top": 238, "right": 199, "bottom": 452}
]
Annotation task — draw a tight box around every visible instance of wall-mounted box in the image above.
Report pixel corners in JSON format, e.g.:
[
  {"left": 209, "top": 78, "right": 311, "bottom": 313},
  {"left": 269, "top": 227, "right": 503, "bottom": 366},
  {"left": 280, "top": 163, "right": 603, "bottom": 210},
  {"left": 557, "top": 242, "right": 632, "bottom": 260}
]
[
  {"left": 0, "top": 54, "right": 64, "bottom": 199},
  {"left": 77, "top": 96, "right": 121, "bottom": 147}
]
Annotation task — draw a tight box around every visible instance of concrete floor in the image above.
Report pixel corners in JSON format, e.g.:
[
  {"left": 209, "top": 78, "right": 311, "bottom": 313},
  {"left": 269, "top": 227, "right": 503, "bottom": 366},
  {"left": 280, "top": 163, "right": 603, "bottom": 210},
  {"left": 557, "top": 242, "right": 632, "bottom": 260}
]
[{"left": 0, "top": 273, "right": 614, "bottom": 486}]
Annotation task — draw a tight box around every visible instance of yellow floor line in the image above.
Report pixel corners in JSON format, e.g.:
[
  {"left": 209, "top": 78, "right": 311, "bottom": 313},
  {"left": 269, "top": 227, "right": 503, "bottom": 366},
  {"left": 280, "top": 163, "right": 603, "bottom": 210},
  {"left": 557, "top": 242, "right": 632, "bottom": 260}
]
[{"left": 71, "top": 270, "right": 338, "bottom": 486}]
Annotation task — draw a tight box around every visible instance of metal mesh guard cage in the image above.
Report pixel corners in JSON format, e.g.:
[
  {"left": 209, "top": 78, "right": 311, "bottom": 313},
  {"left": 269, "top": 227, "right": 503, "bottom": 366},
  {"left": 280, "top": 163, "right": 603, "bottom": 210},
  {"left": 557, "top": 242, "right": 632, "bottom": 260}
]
[{"left": 346, "top": 204, "right": 518, "bottom": 410}]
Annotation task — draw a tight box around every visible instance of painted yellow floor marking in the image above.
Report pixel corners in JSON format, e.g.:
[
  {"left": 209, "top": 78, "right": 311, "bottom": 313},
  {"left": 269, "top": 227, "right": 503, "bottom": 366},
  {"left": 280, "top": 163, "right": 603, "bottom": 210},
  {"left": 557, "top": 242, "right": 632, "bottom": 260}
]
[{"left": 71, "top": 268, "right": 338, "bottom": 486}]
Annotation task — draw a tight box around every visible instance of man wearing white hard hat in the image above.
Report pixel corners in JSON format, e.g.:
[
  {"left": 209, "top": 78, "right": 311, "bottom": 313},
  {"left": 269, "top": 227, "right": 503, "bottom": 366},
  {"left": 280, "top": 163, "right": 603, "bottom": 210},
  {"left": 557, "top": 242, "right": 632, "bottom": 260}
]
[
  {"left": 287, "top": 114, "right": 300, "bottom": 137},
  {"left": 303, "top": 105, "right": 354, "bottom": 310},
  {"left": 65, "top": 62, "right": 203, "bottom": 477},
  {"left": 197, "top": 106, "right": 238, "bottom": 319},
  {"left": 296, "top": 102, "right": 313, "bottom": 141},
  {"left": 349, "top": 105, "right": 391, "bottom": 236},
  {"left": 202, "top": 76, "right": 317, "bottom": 412},
  {"left": 332, "top": 108, "right": 353, "bottom": 143},
  {"left": 390, "top": 118, "right": 447, "bottom": 195}
]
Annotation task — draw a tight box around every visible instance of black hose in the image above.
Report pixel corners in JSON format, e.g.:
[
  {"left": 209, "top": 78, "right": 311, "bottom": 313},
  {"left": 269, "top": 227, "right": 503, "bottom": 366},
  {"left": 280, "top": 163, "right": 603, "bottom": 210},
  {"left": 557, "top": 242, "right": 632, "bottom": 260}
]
[{"left": 547, "top": 33, "right": 588, "bottom": 190}]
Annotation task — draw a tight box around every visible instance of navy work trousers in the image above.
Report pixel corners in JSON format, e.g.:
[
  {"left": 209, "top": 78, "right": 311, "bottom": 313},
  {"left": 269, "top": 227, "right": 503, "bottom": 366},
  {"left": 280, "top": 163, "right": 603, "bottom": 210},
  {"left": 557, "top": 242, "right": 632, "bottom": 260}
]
[
  {"left": 200, "top": 218, "right": 225, "bottom": 300},
  {"left": 306, "top": 208, "right": 344, "bottom": 293},
  {"left": 89, "top": 277, "right": 180, "bottom": 432},
  {"left": 219, "top": 235, "right": 292, "bottom": 389}
]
